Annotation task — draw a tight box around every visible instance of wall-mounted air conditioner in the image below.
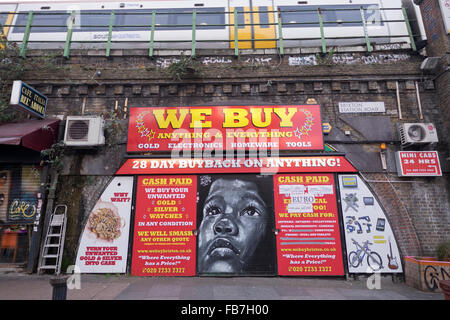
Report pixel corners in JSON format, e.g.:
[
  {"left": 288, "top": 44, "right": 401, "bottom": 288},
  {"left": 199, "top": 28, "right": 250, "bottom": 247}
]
[
  {"left": 398, "top": 123, "right": 438, "bottom": 146},
  {"left": 64, "top": 116, "right": 105, "bottom": 147}
]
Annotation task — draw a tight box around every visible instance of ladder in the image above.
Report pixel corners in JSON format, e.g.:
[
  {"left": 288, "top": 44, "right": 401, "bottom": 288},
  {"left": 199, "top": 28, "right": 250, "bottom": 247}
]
[{"left": 38, "top": 205, "right": 67, "bottom": 275}]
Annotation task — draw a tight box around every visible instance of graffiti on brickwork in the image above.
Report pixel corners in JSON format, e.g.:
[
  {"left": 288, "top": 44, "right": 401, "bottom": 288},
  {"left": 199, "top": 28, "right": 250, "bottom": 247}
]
[
  {"left": 201, "top": 57, "right": 233, "bottom": 65},
  {"left": 242, "top": 57, "right": 273, "bottom": 66},
  {"left": 155, "top": 57, "right": 180, "bottom": 69},
  {"left": 424, "top": 265, "right": 450, "bottom": 291},
  {"left": 332, "top": 53, "right": 410, "bottom": 65},
  {"left": 287, "top": 53, "right": 409, "bottom": 66},
  {"left": 288, "top": 55, "right": 317, "bottom": 66},
  {"left": 155, "top": 56, "right": 273, "bottom": 68},
  {"left": 377, "top": 43, "right": 402, "bottom": 50}
]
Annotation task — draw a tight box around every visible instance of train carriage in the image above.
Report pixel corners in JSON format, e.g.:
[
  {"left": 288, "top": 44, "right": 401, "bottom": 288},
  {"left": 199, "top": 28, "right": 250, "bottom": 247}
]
[{"left": 0, "top": 0, "right": 425, "bottom": 51}]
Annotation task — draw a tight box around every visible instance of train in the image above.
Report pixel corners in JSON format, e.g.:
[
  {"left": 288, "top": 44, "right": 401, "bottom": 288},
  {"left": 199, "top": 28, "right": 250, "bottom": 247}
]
[{"left": 0, "top": 0, "right": 426, "bottom": 50}]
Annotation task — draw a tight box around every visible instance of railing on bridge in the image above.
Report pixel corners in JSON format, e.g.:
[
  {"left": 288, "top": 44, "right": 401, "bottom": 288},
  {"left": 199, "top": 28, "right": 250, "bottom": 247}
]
[{"left": 0, "top": 7, "right": 418, "bottom": 59}]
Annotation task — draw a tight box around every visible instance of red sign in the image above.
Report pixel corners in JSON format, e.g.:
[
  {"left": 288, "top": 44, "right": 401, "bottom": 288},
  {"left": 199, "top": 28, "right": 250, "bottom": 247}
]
[
  {"left": 127, "top": 105, "right": 324, "bottom": 152},
  {"left": 273, "top": 174, "right": 345, "bottom": 276},
  {"left": 116, "top": 156, "right": 357, "bottom": 175},
  {"left": 395, "top": 151, "right": 442, "bottom": 177},
  {"left": 131, "top": 175, "right": 197, "bottom": 276}
]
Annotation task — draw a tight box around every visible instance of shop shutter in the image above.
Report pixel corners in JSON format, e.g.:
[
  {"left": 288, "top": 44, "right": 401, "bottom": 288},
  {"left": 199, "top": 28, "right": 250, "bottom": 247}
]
[{"left": 0, "top": 165, "right": 42, "bottom": 224}]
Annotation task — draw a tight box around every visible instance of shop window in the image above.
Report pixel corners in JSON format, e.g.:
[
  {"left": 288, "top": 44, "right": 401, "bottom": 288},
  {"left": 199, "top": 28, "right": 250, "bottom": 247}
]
[{"left": 0, "top": 225, "right": 29, "bottom": 264}]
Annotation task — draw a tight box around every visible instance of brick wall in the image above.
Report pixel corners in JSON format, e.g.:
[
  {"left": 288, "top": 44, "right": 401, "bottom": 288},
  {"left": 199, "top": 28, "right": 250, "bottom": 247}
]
[
  {"left": 418, "top": 0, "right": 450, "bottom": 150},
  {"left": 17, "top": 45, "right": 449, "bottom": 266},
  {"left": 364, "top": 173, "right": 449, "bottom": 257}
]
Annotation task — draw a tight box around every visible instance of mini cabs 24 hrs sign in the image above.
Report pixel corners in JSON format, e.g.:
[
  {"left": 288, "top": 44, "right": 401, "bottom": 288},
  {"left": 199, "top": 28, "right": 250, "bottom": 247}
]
[
  {"left": 127, "top": 105, "right": 324, "bottom": 152},
  {"left": 395, "top": 151, "right": 442, "bottom": 177}
]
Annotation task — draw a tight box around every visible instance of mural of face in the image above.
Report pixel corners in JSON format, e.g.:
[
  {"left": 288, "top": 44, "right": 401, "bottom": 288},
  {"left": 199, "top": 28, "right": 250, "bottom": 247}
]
[{"left": 197, "top": 178, "right": 268, "bottom": 273}]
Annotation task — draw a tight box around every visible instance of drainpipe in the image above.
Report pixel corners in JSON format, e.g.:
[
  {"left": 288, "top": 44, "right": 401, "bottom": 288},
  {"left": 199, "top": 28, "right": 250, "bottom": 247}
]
[
  {"left": 396, "top": 81, "right": 403, "bottom": 120},
  {"left": 26, "top": 164, "right": 49, "bottom": 273},
  {"left": 415, "top": 81, "right": 423, "bottom": 120}
]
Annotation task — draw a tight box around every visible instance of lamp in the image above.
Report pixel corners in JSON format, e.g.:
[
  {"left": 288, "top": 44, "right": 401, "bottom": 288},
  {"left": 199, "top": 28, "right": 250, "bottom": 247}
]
[{"left": 380, "top": 143, "right": 387, "bottom": 170}]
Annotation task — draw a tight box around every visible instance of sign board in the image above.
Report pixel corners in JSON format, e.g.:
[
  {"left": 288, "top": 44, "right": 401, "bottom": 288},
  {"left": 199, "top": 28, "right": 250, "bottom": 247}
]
[
  {"left": 338, "top": 102, "right": 385, "bottom": 113},
  {"left": 10, "top": 81, "right": 47, "bottom": 119},
  {"left": 322, "top": 122, "right": 332, "bottom": 134},
  {"left": 196, "top": 174, "right": 277, "bottom": 275},
  {"left": 395, "top": 151, "right": 442, "bottom": 177},
  {"left": 75, "top": 177, "right": 133, "bottom": 273},
  {"left": 439, "top": 0, "right": 450, "bottom": 34},
  {"left": 131, "top": 175, "right": 197, "bottom": 276},
  {"left": 116, "top": 156, "right": 358, "bottom": 175},
  {"left": 127, "top": 105, "right": 324, "bottom": 152},
  {"left": 338, "top": 174, "right": 403, "bottom": 273},
  {"left": 274, "top": 174, "right": 345, "bottom": 276}
]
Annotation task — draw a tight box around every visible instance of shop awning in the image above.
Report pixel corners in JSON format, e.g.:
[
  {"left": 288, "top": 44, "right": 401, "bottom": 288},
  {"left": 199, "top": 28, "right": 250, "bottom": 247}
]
[{"left": 0, "top": 118, "right": 60, "bottom": 152}]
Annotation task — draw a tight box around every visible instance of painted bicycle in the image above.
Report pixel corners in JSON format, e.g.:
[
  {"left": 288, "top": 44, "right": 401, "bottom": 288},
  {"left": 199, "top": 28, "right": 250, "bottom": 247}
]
[{"left": 348, "top": 239, "right": 383, "bottom": 271}]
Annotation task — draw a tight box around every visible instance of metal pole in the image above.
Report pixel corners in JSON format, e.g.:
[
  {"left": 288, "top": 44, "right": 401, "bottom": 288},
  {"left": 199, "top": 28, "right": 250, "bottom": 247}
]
[
  {"left": 402, "top": 6, "right": 416, "bottom": 51},
  {"left": 26, "top": 164, "right": 49, "bottom": 273},
  {"left": 149, "top": 11, "right": 156, "bottom": 57},
  {"left": 318, "top": 8, "right": 326, "bottom": 54},
  {"left": 106, "top": 11, "right": 114, "bottom": 57},
  {"left": 360, "top": 6, "right": 372, "bottom": 53},
  {"left": 234, "top": 8, "right": 239, "bottom": 57},
  {"left": 19, "top": 11, "right": 34, "bottom": 58},
  {"left": 63, "top": 10, "right": 76, "bottom": 59},
  {"left": 396, "top": 81, "right": 402, "bottom": 120},
  {"left": 415, "top": 81, "right": 423, "bottom": 120},
  {"left": 50, "top": 276, "right": 68, "bottom": 300},
  {"left": 277, "top": 8, "right": 284, "bottom": 56},
  {"left": 192, "top": 9, "right": 196, "bottom": 57}
]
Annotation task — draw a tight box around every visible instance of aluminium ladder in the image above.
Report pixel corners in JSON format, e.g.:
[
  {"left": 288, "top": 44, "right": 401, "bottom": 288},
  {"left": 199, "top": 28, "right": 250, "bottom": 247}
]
[{"left": 38, "top": 205, "right": 67, "bottom": 275}]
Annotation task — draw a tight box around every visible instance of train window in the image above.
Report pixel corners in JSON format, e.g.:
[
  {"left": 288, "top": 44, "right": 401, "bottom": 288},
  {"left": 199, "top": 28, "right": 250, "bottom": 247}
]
[
  {"left": 279, "top": 6, "right": 317, "bottom": 27},
  {"left": 12, "top": 7, "right": 226, "bottom": 33},
  {"left": 234, "top": 7, "right": 246, "bottom": 30},
  {"left": 112, "top": 7, "right": 224, "bottom": 31},
  {"left": 13, "top": 11, "right": 70, "bottom": 33},
  {"left": 196, "top": 8, "right": 225, "bottom": 29},
  {"left": 0, "top": 13, "right": 8, "bottom": 31},
  {"left": 77, "top": 10, "right": 112, "bottom": 32},
  {"left": 113, "top": 9, "right": 156, "bottom": 31},
  {"left": 278, "top": 4, "right": 381, "bottom": 28},
  {"left": 156, "top": 8, "right": 225, "bottom": 30},
  {"left": 258, "top": 6, "right": 270, "bottom": 29}
]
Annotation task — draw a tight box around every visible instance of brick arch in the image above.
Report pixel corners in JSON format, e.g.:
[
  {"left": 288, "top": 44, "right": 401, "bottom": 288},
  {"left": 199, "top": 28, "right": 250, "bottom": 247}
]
[{"left": 363, "top": 173, "right": 422, "bottom": 257}]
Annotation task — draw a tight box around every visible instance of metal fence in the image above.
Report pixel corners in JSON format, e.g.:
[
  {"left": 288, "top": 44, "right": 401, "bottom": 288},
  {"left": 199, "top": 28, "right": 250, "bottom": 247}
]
[{"left": 0, "top": 7, "right": 418, "bottom": 59}]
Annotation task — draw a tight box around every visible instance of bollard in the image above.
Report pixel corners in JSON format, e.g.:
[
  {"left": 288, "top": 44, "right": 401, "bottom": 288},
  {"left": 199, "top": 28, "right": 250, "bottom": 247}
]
[{"left": 50, "top": 276, "right": 69, "bottom": 300}]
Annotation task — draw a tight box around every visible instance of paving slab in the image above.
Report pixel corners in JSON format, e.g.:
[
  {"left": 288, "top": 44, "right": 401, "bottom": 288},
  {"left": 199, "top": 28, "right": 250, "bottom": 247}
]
[{"left": 0, "top": 272, "right": 444, "bottom": 301}]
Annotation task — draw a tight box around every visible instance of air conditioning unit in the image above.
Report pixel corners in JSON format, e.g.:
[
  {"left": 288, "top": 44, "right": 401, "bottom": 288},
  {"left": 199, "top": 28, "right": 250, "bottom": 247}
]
[
  {"left": 64, "top": 116, "right": 105, "bottom": 147},
  {"left": 398, "top": 123, "right": 438, "bottom": 146}
]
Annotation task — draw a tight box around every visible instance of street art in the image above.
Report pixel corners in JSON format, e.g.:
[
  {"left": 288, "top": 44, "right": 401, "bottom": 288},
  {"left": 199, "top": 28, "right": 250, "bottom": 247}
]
[
  {"left": 75, "top": 177, "right": 133, "bottom": 273},
  {"left": 424, "top": 265, "right": 450, "bottom": 291},
  {"left": 197, "top": 174, "right": 276, "bottom": 275},
  {"left": 338, "top": 174, "right": 403, "bottom": 273},
  {"left": 0, "top": 166, "right": 42, "bottom": 223},
  {"left": 274, "top": 173, "right": 345, "bottom": 276}
]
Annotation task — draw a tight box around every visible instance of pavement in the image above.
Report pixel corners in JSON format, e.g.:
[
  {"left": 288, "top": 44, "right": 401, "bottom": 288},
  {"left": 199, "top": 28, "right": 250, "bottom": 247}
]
[{"left": 0, "top": 271, "right": 444, "bottom": 301}]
